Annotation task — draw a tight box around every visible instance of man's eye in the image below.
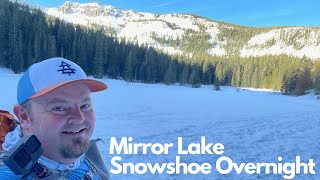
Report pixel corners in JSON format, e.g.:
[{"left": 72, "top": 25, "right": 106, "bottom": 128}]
[
  {"left": 81, "top": 104, "right": 91, "bottom": 109},
  {"left": 52, "top": 106, "right": 66, "bottom": 111}
]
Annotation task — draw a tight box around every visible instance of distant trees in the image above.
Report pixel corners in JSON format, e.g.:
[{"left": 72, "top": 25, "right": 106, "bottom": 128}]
[
  {"left": 312, "top": 61, "right": 320, "bottom": 96},
  {"left": 93, "top": 31, "right": 104, "bottom": 78},
  {"left": 164, "top": 60, "right": 176, "bottom": 85},
  {"left": 294, "top": 68, "right": 313, "bottom": 96},
  {"left": 281, "top": 70, "right": 299, "bottom": 95},
  {"left": 0, "top": 0, "right": 319, "bottom": 96},
  {"left": 0, "top": 0, "right": 187, "bottom": 84},
  {"left": 179, "top": 64, "right": 189, "bottom": 85},
  {"left": 189, "top": 69, "right": 201, "bottom": 88}
]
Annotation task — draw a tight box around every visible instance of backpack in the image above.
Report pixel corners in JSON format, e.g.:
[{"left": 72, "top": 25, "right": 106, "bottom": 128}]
[{"left": 0, "top": 110, "right": 15, "bottom": 151}]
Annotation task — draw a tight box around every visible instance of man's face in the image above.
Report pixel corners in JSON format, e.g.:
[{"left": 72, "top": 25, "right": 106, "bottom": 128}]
[{"left": 23, "top": 82, "right": 95, "bottom": 163}]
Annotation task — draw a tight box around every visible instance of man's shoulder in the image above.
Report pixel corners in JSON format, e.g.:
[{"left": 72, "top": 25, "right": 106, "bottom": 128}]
[
  {"left": 0, "top": 152, "right": 19, "bottom": 179},
  {"left": 0, "top": 165, "right": 19, "bottom": 180}
]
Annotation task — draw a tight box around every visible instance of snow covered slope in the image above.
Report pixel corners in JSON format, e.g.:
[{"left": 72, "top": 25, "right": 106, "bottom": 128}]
[{"left": 45, "top": 1, "right": 320, "bottom": 60}]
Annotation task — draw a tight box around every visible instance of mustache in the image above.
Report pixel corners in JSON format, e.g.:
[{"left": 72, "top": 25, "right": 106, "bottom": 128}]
[{"left": 61, "top": 121, "right": 90, "bottom": 132}]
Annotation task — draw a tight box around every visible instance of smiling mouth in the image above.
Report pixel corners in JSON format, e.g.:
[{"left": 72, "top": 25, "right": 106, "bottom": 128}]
[{"left": 62, "top": 128, "right": 85, "bottom": 134}]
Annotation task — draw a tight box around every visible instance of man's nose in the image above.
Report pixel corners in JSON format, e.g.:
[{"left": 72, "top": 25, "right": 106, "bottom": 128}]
[{"left": 68, "top": 106, "right": 85, "bottom": 123}]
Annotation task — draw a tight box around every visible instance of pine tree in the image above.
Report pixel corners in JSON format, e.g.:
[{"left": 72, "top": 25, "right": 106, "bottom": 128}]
[
  {"left": 124, "top": 49, "right": 135, "bottom": 81},
  {"left": 145, "top": 48, "right": 158, "bottom": 83},
  {"left": 93, "top": 33, "right": 104, "bottom": 78},
  {"left": 281, "top": 70, "right": 299, "bottom": 95},
  {"left": 164, "top": 60, "right": 177, "bottom": 85},
  {"left": 189, "top": 68, "right": 201, "bottom": 88},
  {"left": 47, "top": 35, "right": 57, "bottom": 58},
  {"left": 202, "top": 60, "right": 213, "bottom": 84},
  {"left": 294, "top": 67, "right": 313, "bottom": 96},
  {"left": 8, "top": 10, "right": 23, "bottom": 72},
  {"left": 179, "top": 64, "right": 189, "bottom": 85},
  {"left": 0, "top": 4, "right": 7, "bottom": 66}
]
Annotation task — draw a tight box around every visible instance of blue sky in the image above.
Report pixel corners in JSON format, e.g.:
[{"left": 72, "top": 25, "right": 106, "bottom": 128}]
[{"left": 27, "top": 0, "right": 320, "bottom": 27}]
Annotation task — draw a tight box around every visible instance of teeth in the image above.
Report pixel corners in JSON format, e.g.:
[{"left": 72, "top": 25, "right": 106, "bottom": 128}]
[{"left": 66, "top": 130, "right": 80, "bottom": 133}]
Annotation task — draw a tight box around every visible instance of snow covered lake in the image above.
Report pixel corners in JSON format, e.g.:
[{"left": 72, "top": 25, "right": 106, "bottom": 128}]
[{"left": 0, "top": 68, "right": 319, "bottom": 180}]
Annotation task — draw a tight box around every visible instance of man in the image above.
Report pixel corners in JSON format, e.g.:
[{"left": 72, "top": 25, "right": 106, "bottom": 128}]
[{"left": 0, "top": 57, "right": 109, "bottom": 179}]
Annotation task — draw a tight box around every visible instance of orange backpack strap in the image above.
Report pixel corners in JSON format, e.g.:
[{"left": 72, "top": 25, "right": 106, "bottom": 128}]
[{"left": 0, "top": 110, "right": 15, "bottom": 151}]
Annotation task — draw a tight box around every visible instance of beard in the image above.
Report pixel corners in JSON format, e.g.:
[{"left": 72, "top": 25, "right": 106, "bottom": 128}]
[{"left": 58, "top": 136, "right": 90, "bottom": 159}]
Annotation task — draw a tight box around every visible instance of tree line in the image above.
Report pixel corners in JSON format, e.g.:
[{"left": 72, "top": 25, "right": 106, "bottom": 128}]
[{"left": 1, "top": 0, "right": 319, "bottom": 96}]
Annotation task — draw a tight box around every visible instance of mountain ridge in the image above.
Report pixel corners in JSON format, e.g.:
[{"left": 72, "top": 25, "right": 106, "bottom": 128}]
[{"left": 45, "top": 1, "right": 320, "bottom": 60}]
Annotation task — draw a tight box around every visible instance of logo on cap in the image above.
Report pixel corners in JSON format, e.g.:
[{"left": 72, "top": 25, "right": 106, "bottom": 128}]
[{"left": 57, "top": 61, "right": 76, "bottom": 76}]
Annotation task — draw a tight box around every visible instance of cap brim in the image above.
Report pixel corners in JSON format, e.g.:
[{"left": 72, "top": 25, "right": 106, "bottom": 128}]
[{"left": 29, "top": 79, "right": 108, "bottom": 99}]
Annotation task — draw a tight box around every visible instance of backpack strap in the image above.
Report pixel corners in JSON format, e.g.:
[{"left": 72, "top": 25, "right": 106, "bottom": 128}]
[
  {"left": 85, "top": 138, "right": 109, "bottom": 180},
  {"left": 32, "top": 170, "right": 67, "bottom": 180}
]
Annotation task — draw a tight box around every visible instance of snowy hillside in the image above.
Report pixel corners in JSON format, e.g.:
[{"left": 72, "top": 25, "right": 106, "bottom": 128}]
[
  {"left": 45, "top": 1, "right": 320, "bottom": 60},
  {"left": 1, "top": 68, "right": 319, "bottom": 179}
]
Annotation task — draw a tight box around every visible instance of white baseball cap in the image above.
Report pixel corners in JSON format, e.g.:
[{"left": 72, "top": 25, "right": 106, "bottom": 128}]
[{"left": 17, "top": 57, "right": 107, "bottom": 104}]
